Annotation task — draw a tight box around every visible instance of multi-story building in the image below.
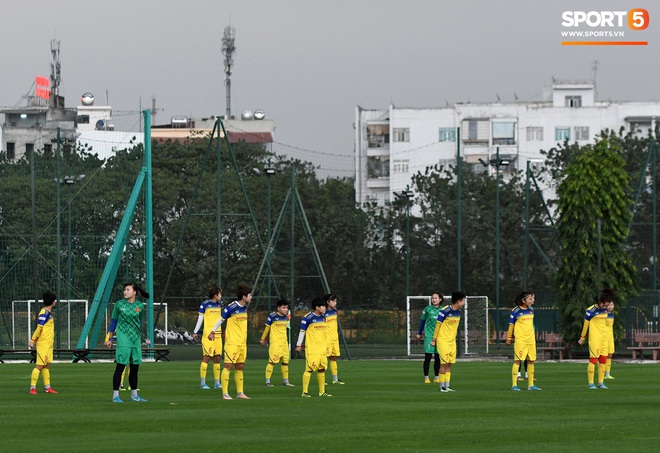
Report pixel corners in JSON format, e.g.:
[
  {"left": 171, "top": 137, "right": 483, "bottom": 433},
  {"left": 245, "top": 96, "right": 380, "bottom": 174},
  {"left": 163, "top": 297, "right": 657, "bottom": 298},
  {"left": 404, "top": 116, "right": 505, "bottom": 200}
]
[
  {"left": 355, "top": 80, "right": 660, "bottom": 206},
  {"left": 1, "top": 94, "right": 76, "bottom": 160},
  {"left": 1, "top": 91, "right": 143, "bottom": 161}
]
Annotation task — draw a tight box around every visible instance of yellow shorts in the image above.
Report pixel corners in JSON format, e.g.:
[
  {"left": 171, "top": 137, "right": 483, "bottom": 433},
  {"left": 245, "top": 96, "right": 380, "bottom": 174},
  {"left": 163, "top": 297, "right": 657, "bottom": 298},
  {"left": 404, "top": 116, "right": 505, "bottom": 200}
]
[
  {"left": 436, "top": 341, "right": 456, "bottom": 365},
  {"left": 268, "top": 344, "right": 290, "bottom": 364},
  {"left": 589, "top": 337, "right": 609, "bottom": 358},
  {"left": 202, "top": 335, "right": 223, "bottom": 357},
  {"left": 513, "top": 341, "right": 537, "bottom": 362},
  {"left": 327, "top": 341, "right": 340, "bottom": 357},
  {"left": 35, "top": 345, "right": 52, "bottom": 366},
  {"left": 305, "top": 353, "right": 328, "bottom": 373},
  {"left": 224, "top": 343, "right": 247, "bottom": 364}
]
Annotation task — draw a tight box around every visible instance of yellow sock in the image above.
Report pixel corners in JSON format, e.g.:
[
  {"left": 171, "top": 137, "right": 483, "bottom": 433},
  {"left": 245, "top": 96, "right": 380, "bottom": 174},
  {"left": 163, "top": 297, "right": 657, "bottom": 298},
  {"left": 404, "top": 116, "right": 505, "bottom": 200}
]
[
  {"left": 235, "top": 369, "right": 244, "bottom": 394},
  {"left": 121, "top": 368, "right": 127, "bottom": 385},
  {"left": 597, "top": 361, "right": 606, "bottom": 384},
  {"left": 587, "top": 362, "right": 596, "bottom": 384},
  {"left": 42, "top": 368, "right": 51, "bottom": 387},
  {"left": 439, "top": 373, "right": 446, "bottom": 387},
  {"left": 302, "top": 371, "right": 311, "bottom": 393},
  {"left": 445, "top": 371, "right": 451, "bottom": 388},
  {"left": 329, "top": 360, "right": 338, "bottom": 376},
  {"left": 606, "top": 358, "right": 612, "bottom": 374},
  {"left": 200, "top": 362, "right": 208, "bottom": 379},
  {"left": 213, "top": 363, "right": 221, "bottom": 381},
  {"left": 317, "top": 371, "right": 327, "bottom": 395},
  {"left": 511, "top": 363, "right": 519, "bottom": 387},
  {"left": 281, "top": 363, "right": 289, "bottom": 381},
  {"left": 221, "top": 367, "right": 230, "bottom": 392},
  {"left": 30, "top": 368, "right": 40, "bottom": 386},
  {"left": 265, "top": 363, "right": 274, "bottom": 380},
  {"left": 527, "top": 363, "right": 535, "bottom": 387}
]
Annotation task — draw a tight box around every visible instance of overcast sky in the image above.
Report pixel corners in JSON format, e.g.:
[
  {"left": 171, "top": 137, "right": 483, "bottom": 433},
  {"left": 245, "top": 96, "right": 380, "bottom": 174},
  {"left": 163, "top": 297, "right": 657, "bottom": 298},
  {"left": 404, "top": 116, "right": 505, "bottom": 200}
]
[{"left": 1, "top": 0, "right": 658, "bottom": 178}]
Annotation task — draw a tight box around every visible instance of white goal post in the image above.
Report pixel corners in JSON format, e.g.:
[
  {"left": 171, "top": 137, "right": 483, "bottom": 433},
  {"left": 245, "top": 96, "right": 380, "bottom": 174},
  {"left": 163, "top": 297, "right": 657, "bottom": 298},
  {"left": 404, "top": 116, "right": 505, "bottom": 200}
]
[
  {"left": 11, "top": 300, "right": 169, "bottom": 348},
  {"left": 406, "top": 295, "right": 490, "bottom": 356},
  {"left": 12, "top": 299, "right": 89, "bottom": 349}
]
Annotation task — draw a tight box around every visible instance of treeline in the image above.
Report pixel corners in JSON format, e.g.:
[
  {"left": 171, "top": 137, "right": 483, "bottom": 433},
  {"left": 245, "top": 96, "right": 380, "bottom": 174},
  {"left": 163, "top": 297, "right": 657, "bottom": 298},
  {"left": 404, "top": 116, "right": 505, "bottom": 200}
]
[{"left": 1, "top": 128, "right": 658, "bottom": 337}]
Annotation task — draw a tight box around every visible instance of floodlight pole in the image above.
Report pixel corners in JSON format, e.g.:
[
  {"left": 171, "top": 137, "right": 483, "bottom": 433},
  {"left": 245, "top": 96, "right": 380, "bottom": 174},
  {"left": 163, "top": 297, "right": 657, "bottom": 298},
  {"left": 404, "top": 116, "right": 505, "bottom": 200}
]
[
  {"left": 62, "top": 174, "right": 85, "bottom": 313},
  {"left": 397, "top": 188, "right": 414, "bottom": 299},
  {"left": 495, "top": 147, "right": 501, "bottom": 345},
  {"left": 264, "top": 159, "right": 276, "bottom": 312},
  {"left": 456, "top": 127, "right": 462, "bottom": 291},
  {"left": 406, "top": 192, "right": 412, "bottom": 299},
  {"left": 55, "top": 129, "right": 62, "bottom": 350},
  {"left": 482, "top": 147, "right": 510, "bottom": 345}
]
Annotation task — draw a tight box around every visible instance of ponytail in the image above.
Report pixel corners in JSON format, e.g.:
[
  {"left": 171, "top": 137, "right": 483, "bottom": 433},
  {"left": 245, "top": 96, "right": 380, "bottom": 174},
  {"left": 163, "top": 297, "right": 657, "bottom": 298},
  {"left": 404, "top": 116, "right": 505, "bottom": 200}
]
[{"left": 124, "top": 282, "right": 150, "bottom": 300}]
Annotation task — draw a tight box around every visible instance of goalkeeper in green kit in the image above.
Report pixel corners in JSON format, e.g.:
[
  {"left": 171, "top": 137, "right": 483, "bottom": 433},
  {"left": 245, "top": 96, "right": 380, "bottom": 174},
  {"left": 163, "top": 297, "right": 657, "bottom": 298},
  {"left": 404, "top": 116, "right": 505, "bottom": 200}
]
[
  {"left": 416, "top": 293, "right": 443, "bottom": 383},
  {"left": 104, "top": 282, "right": 150, "bottom": 403}
]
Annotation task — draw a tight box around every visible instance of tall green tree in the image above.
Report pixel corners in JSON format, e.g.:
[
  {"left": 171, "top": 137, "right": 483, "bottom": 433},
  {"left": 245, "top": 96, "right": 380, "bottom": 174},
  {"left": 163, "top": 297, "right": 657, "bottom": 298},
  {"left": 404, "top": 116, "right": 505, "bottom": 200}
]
[{"left": 554, "top": 135, "right": 637, "bottom": 341}]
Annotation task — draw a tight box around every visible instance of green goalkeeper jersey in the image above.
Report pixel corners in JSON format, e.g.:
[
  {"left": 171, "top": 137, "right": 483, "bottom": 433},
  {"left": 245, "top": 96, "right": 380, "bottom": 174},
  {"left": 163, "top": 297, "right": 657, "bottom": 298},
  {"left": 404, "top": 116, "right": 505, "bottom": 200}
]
[{"left": 111, "top": 299, "right": 145, "bottom": 347}]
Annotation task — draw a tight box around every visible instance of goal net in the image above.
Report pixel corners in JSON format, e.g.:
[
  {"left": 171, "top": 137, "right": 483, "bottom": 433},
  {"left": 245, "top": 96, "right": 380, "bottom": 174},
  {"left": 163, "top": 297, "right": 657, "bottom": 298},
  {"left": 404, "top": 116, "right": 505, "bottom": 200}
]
[
  {"left": 406, "top": 295, "right": 490, "bottom": 356},
  {"left": 11, "top": 300, "right": 170, "bottom": 348},
  {"left": 12, "top": 299, "right": 89, "bottom": 349}
]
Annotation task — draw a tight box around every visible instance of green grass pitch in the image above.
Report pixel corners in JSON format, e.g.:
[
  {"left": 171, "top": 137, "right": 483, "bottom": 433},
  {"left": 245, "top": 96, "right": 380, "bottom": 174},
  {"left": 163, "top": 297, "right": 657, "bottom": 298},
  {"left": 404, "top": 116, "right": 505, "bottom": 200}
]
[{"left": 2, "top": 359, "right": 660, "bottom": 452}]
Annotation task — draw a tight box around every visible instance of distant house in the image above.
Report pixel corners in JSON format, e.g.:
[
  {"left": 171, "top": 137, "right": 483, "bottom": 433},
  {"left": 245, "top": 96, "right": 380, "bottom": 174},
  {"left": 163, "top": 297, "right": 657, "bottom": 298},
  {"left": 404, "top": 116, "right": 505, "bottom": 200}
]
[{"left": 151, "top": 114, "right": 274, "bottom": 147}]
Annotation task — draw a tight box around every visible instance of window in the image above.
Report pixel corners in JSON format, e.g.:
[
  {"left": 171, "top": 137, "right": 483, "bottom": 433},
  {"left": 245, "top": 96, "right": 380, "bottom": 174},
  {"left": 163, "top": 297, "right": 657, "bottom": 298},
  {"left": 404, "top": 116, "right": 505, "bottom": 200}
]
[
  {"left": 574, "top": 126, "right": 589, "bottom": 141},
  {"left": 77, "top": 115, "right": 90, "bottom": 124},
  {"left": 392, "top": 159, "right": 409, "bottom": 174},
  {"left": 462, "top": 119, "right": 490, "bottom": 142},
  {"left": 393, "top": 128, "right": 410, "bottom": 142},
  {"left": 526, "top": 127, "right": 543, "bottom": 141},
  {"left": 565, "top": 96, "right": 582, "bottom": 108},
  {"left": 555, "top": 127, "right": 570, "bottom": 141},
  {"left": 366, "top": 124, "right": 389, "bottom": 148},
  {"left": 6, "top": 142, "right": 15, "bottom": 159},
  {"left": 43, "top": 143, "right": 53, "bottom": 156},
  {"left": 492, "top": 122, "right": 516, "bottom": 145},
  {"left": 438, "top": 127, "right": 456, "bottom": 142},
  {"left": 26, "top": 143, "right": 34, "bottom": 156},
  {"left": 469, "top": 121, "right": 478, "bottom": 139},
  {"left": 367, "top": 155, "right": 390, "bottom": 178}
]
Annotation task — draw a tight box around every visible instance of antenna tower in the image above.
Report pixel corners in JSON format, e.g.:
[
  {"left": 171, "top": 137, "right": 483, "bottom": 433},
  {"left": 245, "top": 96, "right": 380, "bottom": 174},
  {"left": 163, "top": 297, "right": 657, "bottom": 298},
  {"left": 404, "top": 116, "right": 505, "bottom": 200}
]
[
  {"left": 151, "top": 97, "right": 164, "bottom": 124},
  {"left": 592, "top": 60, "right": 599, "bottom": 100},
  {"left": 222, "top": 26, "right": 236, "bottom": 118},
  {"left": 50, "top": 39, "right": 61, "bottom": 96}
]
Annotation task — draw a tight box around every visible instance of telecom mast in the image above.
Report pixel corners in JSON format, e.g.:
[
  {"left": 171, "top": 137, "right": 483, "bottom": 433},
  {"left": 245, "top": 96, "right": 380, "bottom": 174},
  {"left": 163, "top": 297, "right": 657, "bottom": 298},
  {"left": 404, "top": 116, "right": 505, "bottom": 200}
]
[
  {"left": 222, "top": 26, "right": 236, "bottom": 118},
  {"left": 50, "top": 39, "right": 61, "bottom": 96}
]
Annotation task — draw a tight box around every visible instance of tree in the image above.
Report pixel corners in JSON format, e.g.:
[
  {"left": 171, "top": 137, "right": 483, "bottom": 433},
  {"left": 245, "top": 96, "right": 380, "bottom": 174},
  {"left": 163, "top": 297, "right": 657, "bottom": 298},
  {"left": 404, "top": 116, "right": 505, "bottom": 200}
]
[
  {"left": 554, "top": 134, "right": 637, "bottom": 341},
  {"left": 409, "top": 161, "right": 555, "bottom": 310}
]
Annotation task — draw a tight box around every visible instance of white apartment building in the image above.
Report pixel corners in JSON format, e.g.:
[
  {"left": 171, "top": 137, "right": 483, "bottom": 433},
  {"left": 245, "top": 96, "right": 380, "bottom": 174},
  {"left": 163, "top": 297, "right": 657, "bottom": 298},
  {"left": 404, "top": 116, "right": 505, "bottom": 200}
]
[{"left": 355, "top": 80, "right": 660, "bottom": 206}]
